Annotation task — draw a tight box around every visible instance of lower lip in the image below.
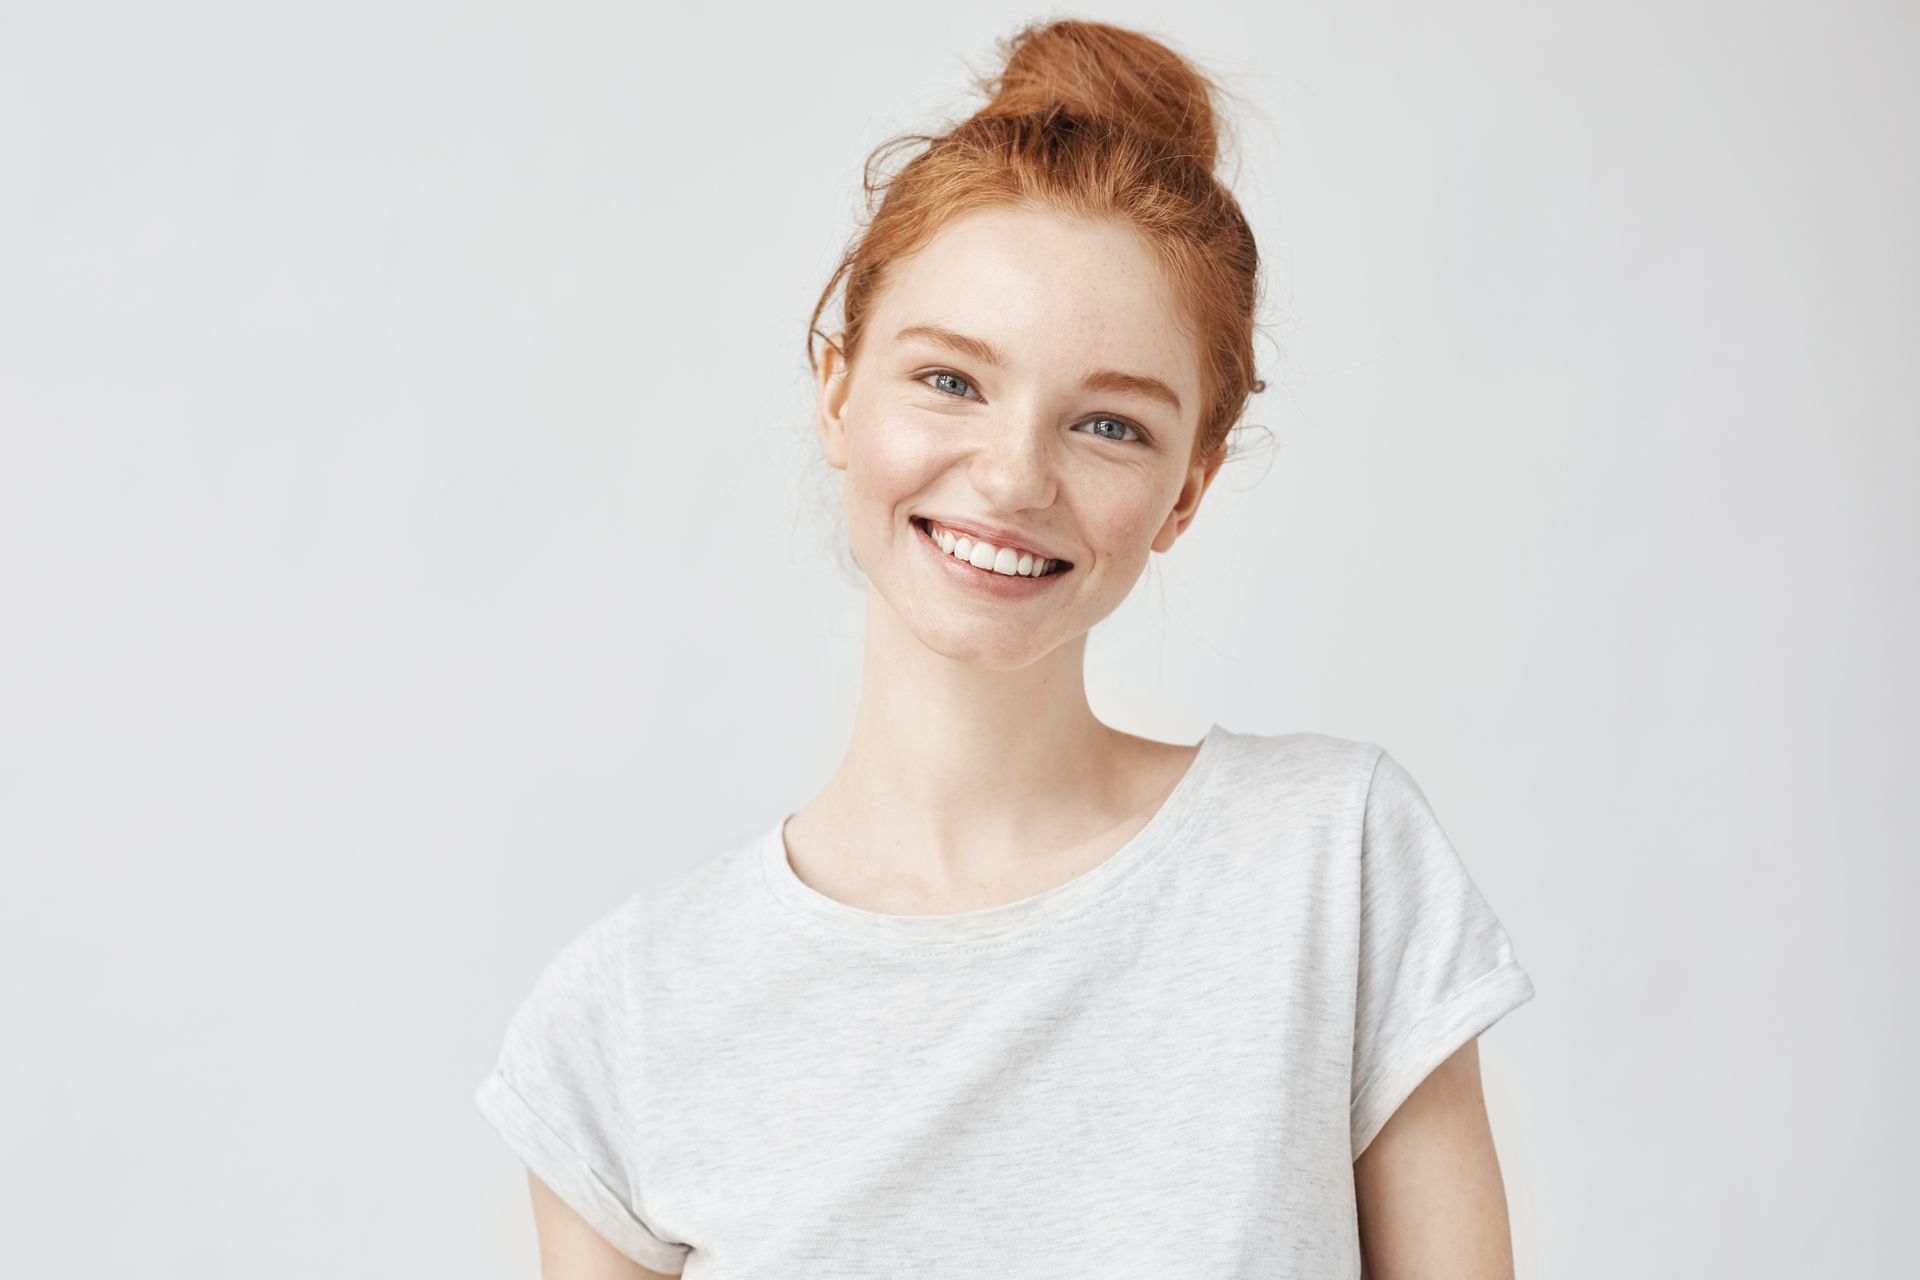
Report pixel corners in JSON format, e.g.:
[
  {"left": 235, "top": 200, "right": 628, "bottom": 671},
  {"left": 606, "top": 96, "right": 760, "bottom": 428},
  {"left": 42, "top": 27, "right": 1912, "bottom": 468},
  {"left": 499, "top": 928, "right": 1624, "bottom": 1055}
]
[{"left": 912, "top": 518, "right": 1073, "bottom": 598}]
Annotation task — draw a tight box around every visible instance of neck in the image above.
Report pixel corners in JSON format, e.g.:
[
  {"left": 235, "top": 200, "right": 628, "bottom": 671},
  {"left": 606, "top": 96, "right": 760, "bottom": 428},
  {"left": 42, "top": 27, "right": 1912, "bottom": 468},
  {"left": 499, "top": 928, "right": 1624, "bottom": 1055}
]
[{"left": 800, "top": 586, "right": 1141, "bottom": 893}]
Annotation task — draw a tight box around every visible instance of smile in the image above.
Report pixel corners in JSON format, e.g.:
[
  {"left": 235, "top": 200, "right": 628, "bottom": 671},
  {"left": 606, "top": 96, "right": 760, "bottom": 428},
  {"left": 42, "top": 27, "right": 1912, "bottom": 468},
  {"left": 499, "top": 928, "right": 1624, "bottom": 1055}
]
[{"left": 912, "top": 517, "right": 1075, "bottom": 594}]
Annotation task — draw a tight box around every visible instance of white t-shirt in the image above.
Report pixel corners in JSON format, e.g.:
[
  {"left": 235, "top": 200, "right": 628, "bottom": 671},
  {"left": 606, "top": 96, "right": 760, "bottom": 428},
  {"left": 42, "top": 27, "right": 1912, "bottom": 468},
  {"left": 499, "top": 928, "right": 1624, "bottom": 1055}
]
[{"left": 474, "top": 724, "right": 1536, "bottom": 1277}]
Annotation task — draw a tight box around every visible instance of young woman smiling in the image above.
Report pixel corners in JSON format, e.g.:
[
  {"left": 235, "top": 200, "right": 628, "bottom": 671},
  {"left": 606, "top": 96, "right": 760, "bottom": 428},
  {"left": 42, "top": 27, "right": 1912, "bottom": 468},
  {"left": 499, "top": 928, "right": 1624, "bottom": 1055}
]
[{"left": 476, "top": 18, "right": 1535, "bottom": 1280}]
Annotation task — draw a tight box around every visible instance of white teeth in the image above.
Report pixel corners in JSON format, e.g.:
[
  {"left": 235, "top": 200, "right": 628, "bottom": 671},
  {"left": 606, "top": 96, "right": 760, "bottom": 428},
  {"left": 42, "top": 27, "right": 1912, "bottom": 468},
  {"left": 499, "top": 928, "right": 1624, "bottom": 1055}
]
[{"left": 923, "top": 520, "right": 1059, "bottom": 578}]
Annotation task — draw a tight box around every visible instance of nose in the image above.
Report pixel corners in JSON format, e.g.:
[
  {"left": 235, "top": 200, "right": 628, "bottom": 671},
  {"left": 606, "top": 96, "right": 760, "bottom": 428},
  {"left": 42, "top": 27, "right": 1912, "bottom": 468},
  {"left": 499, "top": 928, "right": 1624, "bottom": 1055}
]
[{"left": 967, "top": 414, "right": 1059, "bottom": 511}]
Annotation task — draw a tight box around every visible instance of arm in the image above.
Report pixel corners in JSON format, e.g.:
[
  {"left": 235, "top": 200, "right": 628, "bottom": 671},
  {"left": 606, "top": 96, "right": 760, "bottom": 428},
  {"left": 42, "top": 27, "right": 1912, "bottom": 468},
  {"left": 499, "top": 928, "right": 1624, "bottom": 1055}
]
[
  {"left": 527, "top": 1172, "right": 681, "bottom": 1280},
  {"left": 1352, "top": 1037, "right": 1517, "bottom": 1280}
]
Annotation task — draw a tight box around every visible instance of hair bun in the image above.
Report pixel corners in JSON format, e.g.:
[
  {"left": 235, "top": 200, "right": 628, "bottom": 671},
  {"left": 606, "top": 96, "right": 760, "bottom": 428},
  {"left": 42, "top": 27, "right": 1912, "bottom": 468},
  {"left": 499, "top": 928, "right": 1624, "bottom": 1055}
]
[{"left": 971, "top": 19, "right": 1223, "bottom": 167}]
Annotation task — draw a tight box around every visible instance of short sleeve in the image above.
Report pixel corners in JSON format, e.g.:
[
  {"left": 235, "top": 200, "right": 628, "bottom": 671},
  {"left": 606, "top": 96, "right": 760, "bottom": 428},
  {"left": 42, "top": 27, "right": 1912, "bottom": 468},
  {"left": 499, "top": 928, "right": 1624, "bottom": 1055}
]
[
  {"left": 1350, "top": 749, "right": 1536, "bottom": 1162},
  {"left": 473, "top": 897, "right": 691, "bottom": 1274}
]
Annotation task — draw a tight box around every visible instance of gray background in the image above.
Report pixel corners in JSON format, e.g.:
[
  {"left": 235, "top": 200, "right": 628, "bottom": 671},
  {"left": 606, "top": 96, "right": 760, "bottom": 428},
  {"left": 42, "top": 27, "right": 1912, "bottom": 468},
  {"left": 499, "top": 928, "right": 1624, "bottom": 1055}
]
[{"left": 2, "top": 0, "right": 1913, "bottom": 1274}]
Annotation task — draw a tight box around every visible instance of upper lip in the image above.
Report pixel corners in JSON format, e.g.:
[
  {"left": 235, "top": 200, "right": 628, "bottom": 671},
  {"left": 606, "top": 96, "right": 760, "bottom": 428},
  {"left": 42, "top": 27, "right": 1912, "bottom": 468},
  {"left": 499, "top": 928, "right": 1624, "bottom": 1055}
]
[{"left": 916, "top": 515, "right": 1072, "bottom": 565}]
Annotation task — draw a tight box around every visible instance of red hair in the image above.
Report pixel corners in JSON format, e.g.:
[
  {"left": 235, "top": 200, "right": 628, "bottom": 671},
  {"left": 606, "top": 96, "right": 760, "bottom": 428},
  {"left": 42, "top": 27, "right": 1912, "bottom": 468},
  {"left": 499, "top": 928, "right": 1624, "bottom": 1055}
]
[{"left": 807, "top": 18, "right": 1269, "bottom": 471}]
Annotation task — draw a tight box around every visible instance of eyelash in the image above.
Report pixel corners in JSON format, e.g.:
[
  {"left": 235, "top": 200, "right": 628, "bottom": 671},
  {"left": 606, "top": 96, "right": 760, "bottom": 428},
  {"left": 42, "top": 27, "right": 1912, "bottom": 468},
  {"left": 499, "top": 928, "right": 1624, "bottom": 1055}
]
[{"left": 917, "top": 369, "right": 1152, "bottom": 446}]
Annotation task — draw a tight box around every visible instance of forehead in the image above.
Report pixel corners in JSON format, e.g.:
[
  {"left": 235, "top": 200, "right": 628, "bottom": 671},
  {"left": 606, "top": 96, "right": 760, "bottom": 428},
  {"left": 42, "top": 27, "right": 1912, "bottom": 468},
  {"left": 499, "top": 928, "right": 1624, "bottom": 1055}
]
[{"left": 870, "top": 205, "right": 1200, "bottom": 403}]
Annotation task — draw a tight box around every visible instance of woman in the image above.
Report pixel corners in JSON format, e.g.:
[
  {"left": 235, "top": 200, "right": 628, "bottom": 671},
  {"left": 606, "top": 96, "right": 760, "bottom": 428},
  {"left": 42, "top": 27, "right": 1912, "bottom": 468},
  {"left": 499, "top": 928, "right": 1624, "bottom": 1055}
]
[{"left": 475, "top": 18, "right": 1535, "bottom": 1279}]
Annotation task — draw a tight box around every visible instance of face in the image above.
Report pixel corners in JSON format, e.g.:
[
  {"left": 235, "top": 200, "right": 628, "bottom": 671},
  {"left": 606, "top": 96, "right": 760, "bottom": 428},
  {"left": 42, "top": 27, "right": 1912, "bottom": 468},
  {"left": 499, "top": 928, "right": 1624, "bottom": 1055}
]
[{"left": 814, "top": 203, "right": 1222, "bottom": 670}]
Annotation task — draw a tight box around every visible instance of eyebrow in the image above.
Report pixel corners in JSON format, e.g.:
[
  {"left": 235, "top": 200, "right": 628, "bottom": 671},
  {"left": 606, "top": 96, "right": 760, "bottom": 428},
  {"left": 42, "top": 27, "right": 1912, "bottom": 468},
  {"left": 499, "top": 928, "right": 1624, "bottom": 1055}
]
[{"left": 894, "top": 323, "right": 1184, "bottom": 415}]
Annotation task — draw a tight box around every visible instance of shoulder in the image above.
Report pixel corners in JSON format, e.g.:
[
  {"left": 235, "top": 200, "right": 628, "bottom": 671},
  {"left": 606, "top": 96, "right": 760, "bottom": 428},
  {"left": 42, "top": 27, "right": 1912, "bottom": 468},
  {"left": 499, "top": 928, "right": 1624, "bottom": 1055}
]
[
  {"left": 622, "top": 827, "right": 777, "bottom": 962},
  {"left": 1212, "top": 725, "right": 1388, "bottom": 809},
  {"left": 540, "top": 828, "right": 770, "bottom": 945},
  {"left": 517, "top": 889, "right": 648, "bottom": 1013},
  {"left": 516, "top": 829, "right": 780, "bottom": 995}
]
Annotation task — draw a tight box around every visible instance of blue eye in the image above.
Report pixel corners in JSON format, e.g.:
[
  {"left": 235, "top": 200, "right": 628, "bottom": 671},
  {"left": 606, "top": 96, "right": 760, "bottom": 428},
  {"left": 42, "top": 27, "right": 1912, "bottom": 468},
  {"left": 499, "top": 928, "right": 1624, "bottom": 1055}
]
[
  {"left": 919, "top": 369, "right": 1150, "bottom": 446},
  {"left": 1078, "top": 416, "right": 1144, "bottom": 444}
]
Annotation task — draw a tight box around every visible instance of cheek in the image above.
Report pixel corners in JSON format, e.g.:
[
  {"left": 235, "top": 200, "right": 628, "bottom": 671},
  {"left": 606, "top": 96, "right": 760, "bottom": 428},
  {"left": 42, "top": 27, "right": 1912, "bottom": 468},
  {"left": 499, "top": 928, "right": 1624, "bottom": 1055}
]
[
  {"left": 842, "top": 407, "right": 946, "bottom": 514},
  {"left": 1076, "top": 492, "right": 1168, "bottom": 561}
]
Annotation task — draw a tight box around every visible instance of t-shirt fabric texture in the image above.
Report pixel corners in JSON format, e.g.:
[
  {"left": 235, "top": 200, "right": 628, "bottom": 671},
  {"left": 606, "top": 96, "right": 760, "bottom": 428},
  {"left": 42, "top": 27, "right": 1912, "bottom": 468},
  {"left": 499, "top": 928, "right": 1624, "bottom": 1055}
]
[{"left": 473, "top": 725, "right": 1536, "bottom": 1277}]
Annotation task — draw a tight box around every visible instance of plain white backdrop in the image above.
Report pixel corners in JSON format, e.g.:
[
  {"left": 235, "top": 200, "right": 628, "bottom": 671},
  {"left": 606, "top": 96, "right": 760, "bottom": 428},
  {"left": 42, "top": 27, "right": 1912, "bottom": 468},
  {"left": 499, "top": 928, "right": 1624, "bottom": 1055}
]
[{"left": 2, "top": 1, "right": 1913, "bottom": 1274}]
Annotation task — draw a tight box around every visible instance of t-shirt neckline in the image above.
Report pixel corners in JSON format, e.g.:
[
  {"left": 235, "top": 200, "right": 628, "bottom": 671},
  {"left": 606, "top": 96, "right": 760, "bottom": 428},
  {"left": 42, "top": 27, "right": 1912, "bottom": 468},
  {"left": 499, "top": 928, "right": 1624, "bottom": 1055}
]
[{"left": 756, "top": 722, "right": 1231, "bottom": 946}]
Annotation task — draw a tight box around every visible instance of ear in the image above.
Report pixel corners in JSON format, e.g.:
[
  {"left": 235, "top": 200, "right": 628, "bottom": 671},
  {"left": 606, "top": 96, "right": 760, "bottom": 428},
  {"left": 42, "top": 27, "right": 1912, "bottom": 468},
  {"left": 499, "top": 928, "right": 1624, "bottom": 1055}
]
[
  {"left": 815, "top": 333, "right": 853, "bottom": 471},
  {"left": 1150, "top": 453, "right": 1224, "bottom": 553}
]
